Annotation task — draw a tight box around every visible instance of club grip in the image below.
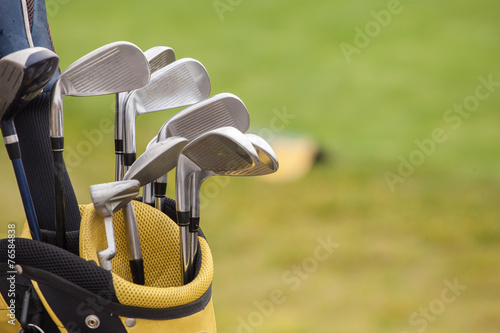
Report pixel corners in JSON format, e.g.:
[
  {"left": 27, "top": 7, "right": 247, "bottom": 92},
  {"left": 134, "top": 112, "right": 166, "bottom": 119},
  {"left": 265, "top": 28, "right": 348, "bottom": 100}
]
[{"left": 130, "top": 259, "right": 145, "bottom": 285}]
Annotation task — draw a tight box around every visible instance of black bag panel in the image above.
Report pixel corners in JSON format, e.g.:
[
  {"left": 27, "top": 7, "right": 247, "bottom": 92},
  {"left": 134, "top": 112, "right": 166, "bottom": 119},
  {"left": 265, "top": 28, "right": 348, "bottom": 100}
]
[
  {"left": 16, "top": 92, "right": 82, "bottom": 234},
  {"left": 0, "top": 273, "right": 60, "bottom": 332},
  {"left": 0, "top": 238, "right": 117, "bottom": 301}
]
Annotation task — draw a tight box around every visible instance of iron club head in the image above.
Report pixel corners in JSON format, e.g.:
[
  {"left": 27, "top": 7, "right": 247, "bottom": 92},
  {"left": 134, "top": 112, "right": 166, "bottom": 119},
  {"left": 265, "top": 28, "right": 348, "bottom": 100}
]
[
  {"left": 176, "top": 126, "right": 258, "bottom": 284},
  {"left": 90, "top": 179, "right": 140, "bottom": 270},
  {"left": 187, "top": 133, "right": 278, "bottom": 276},
  {"left": 123, "top": 136, "right": 189, "bottom": 186},
  {"left": 50, "top": 41, "right": 151, "bottom": 140},
  {"left": 114, "top": 45, "right": 176, "bottom": 181},
  {"left": 152, "top": 92, "right": 251, "bottom": 207},
  {"left": 122, "top": 58, "right": 211, "bottom": 167}
]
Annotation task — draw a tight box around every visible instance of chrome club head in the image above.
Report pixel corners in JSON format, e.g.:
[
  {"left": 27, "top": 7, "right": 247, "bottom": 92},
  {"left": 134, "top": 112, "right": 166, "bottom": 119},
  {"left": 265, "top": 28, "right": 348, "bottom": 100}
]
[
  {"left": 176, "top": 126, "right": 259, "bottom": 284},
  {"left": 240, "top": 133, "right": 279, "bottom": 175},
  {"left": 115, "top": 45, "right": 176, "bottom": 181},
  {"left": 153, "top": 92, "right": 251, "bottom": 208},
  {"left": 50, "top": 41, "right": 151, "bottom": 140},
  {"left": 187, "top": 133, "right": 278, "bottom": 277},
  {"left": 157, "top": 92, "right": 250, "bottom": 142},
  {"left": 90, "top": 179, "right": 140, "bottom": 270},
  {"left": 144, "top": 46, "right": 176, "bottom": 73},
  {"left": 49, "top": 41, "right": 150, "bottom": 248},
  {"left": 123, "top": 136, "right": 189, "bottom": 186},
  {"left": 121, "top": 136, "right": 189, "bottom": 283},
  {"left": 122, "top": 58, "right": 211, "bottom": 168}
]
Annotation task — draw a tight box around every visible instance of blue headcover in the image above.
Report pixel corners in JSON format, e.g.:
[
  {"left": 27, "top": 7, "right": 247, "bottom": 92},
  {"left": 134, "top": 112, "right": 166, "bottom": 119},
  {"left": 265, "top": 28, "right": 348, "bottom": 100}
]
[{"left": 1, "top": 0, "right": 81, "bottom": 252}]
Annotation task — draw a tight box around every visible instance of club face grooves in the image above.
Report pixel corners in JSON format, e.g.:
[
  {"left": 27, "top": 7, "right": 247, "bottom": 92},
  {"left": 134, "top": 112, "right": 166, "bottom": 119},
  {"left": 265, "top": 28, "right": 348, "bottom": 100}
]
[
  {"left": 133, "top": 59, "right": 209, "bottom": 114},
  {"left": 62, "top": 47, "right": 146, "bottom": 96},
  {"left": 162, "top": 93, "right": 250, "bottom": 142},
  {"left": 183, "top": 135, "right": 256, "bottom": 173}
]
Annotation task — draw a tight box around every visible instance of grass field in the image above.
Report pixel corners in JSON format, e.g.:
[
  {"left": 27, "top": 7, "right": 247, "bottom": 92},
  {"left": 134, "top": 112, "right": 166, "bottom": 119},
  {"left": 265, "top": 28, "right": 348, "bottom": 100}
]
[{"left": 1, "top": 0, "right": 500, "bottom": 331}]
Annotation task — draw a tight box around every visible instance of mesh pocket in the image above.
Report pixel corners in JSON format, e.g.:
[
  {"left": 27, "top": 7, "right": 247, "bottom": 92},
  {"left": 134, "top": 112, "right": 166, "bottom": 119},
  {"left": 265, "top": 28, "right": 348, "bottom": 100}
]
[{"left": 79, "top": 201, "right": 213, "bottom": 309}]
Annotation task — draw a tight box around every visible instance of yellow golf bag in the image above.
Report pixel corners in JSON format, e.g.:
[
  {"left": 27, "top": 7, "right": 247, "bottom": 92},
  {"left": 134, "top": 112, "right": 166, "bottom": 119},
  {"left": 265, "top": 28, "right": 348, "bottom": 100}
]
[{"left": 0, "top": 201, "right": 216, "bottom": 332}]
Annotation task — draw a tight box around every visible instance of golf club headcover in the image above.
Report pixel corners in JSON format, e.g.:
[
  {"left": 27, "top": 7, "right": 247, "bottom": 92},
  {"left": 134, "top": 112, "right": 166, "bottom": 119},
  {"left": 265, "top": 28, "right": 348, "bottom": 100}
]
[
  {"left": 0, "top": 1, "right": 31, "bottom": 57},
  {"left": 1, "top": 0, "right": 82, "bottom": 252},
  {"left": 0, "top": 201, "right": 216, "bottom": 332}
]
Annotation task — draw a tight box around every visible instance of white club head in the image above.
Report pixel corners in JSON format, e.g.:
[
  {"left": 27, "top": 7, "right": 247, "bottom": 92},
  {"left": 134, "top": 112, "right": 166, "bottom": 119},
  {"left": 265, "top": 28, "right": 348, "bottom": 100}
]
[
  {"left": 144, "top": 46, "right": 176, "bottom": 73},
  {"left": 242, "top": 133, "right": 279, "bottom": 175},
  {"left": 50, "top": 41, "right": 150, "bottom": 140},
  {"left": 157, "top": 92, "right": 250, "bottom": 142},
  {"left": 115, "top": 46, "right": 176, "bottom": 141},
  {"left": 90, "top": 179, "right": 140, "bottom": 270},
  {"left": 154, "top": 92, "right": 250, "bottom": 185},
  {"left": 122, "top": 58, "right": 211, "bottom": 166},
  {"left": 123, "top": 136, "right": 189, "bottom": 186},
  {"left": 114, "top": 46, "right": 174, "bottom": 181},
  {"left": 176, "top": 126, "right": 258, "bottom": 215},
  {"left": 190, "top": 133, "right": 278, "bottom": 220},
  {"left": 176, "top": 126, "right": 258, "bottom": 283},
  {"left": 90, "top": 180, "right": 141, "bottom": 217}
]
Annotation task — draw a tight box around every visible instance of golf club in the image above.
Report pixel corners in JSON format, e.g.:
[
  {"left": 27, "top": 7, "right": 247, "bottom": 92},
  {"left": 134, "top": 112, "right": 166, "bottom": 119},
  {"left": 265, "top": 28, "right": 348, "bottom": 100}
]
[
  {"left": 152, "top": 92, "right": 251, "bottom": 210},
  {"left": 121, "top": 136, "right": 189, "bottom": 284},
  {"left": 188, "top": 133, "right": 279, "bottom": 275},
  {"left": 50, "top": 41, "right": 150, "bottom": 249},
  {"left": 121, "top": 58, "right": 211, "bottom": 176},
  {"left": 176, "top": 127, "right": 259, "bottom": 283},
  {"left": 0, "top": 47, "right": 59, "bottom": 241},
  {"left": 141, "top": 135, "right": 159, "bottom": 206},
  {"left": 115, "top": 46, "right": 176, "bottom": 181},
  {"left": 90, "top": 179, "right": 140, "bottom": 271}
]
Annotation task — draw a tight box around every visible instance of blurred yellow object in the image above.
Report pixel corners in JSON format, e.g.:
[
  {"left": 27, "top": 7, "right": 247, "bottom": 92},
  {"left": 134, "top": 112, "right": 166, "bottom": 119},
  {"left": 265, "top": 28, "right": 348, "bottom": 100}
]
[{"left": 263, "top": 134, "right": 319, "bottom": 182}]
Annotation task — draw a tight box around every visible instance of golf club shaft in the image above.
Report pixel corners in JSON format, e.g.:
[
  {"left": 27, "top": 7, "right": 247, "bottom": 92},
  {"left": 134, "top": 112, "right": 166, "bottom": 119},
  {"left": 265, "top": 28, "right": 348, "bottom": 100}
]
[
  {"left": 154, "top": 180, "right": 166, "bottom": 210},
  {"left": 115, "top": 93, "right": 126, "bottom": 181},
  {"left": 188, "top": 217, "right": 199, "bottom": 281},
  {"left": 1, "top": 121, "right": 42, "bottom": 241},
  {"left": 122, "top": 202, "right": 145, "bottom": 285},
  {"left": 187, "top": 171, "right": 207, "bottom": 280},
  {"left": 142, "top": 182, "right": 154, "bottom": 206},
  {"left": 176, "top": 207, "right": 192, "bottom": 284},
  {"left": 12, "top": 159, "right": 42, "bottom": 241}
]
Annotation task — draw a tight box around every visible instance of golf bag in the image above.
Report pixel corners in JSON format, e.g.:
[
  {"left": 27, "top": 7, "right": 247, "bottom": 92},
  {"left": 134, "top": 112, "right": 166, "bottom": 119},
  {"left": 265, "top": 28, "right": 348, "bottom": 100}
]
[
  {"left": 0, "top": 201, "right": 216, "bottom": 332},
  {"left": 0, "top": 1, "right": 216, "bottom": 331}
]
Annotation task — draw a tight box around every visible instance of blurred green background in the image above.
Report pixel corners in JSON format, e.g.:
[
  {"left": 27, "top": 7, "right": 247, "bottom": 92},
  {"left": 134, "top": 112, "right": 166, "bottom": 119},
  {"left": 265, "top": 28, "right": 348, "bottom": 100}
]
[{"left": 1, "top": 0, "right": 500, "bottom": 331}]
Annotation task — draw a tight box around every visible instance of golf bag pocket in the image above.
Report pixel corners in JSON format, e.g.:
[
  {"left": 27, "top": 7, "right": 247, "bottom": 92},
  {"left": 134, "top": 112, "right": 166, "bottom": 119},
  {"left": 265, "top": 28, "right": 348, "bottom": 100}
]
[{"left": 0, "top": 200, "right": 216, "bottom": 332}]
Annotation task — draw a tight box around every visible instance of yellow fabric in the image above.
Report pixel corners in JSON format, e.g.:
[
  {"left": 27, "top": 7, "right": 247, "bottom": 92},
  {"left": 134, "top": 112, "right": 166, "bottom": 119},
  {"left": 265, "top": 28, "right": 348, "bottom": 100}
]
[
  {"left": 120, "top": 298, "right": 217, "bottom": 333},
  {"left": 79, "top": 201, "right": 214, "bottom": 309},
  {"left": 31, "top": 280, "right": 68, "bottom": 333},
  {"left": 20, "top": 220, "right": 32, "bottom": 239},
  {"left": 11, "top": 201, "right": 216, "bottom": 331},
  {"left": 0, "top": 291, "right": 21, "bottom": 332}
]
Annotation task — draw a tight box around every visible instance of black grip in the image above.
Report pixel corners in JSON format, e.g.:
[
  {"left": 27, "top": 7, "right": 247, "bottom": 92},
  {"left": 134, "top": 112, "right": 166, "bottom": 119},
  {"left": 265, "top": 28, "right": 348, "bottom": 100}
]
[
  {"left": 4, "top": 141, "right": 22, "bottom": 160},
  {"left": 50, "top": 136, "right": 64, "bottom": 151},
  {"left": 130, "top": 259, "right": 145, "bottom": 285},
  {"left": 189, "top": 217, "right": 200, "bottom": 233},
  {"left": 123, "top": 153, "right": 136, "bottom": 167},
  {"left": 154, "top": 182, "right": 167, "bottom": 197},
  {"left": 176, "top": 211, "right": 190, "bottom": 227},
  {"left": 114, "top": 139, "right": 123, "bottom": 153}
]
